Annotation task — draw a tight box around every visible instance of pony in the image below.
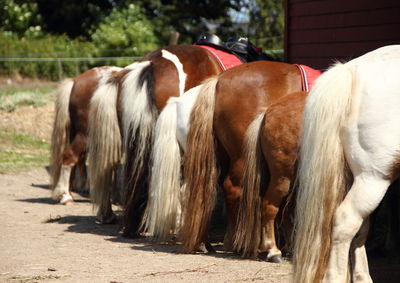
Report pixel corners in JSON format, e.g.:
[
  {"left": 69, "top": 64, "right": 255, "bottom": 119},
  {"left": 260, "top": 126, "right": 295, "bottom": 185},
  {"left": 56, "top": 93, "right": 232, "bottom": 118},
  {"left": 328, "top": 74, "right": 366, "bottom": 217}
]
[
  {"left": 87, "top": 45, "right": 226, "bottom": 231},
  {"left": 178, "top": 60, "right": 306, "bottom": 259},
  {"left": 293, "top": 45, "right": 400, "bottom": 283},
  {"left": 50, "top": 66, "right": 123, "bottom": 204},
  {"left": 233, "top": 91, "right": 308, "bottom": 261}
]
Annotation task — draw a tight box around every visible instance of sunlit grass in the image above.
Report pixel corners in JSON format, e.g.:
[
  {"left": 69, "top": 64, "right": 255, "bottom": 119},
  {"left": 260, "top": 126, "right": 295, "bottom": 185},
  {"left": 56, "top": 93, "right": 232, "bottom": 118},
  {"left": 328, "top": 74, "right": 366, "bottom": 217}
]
[
  {"left": 0, "top": 131, "right": 49, "bottom": 173},
  {"left": 0, "top": 86, "right": 55, "bottom": 112}
]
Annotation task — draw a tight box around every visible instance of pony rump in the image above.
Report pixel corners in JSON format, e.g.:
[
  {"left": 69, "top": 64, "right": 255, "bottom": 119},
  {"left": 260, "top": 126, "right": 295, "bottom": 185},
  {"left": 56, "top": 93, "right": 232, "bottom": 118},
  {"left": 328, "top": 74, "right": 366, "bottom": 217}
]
[
  {"left": 180, "top": 77, "right": 219, "bottom": 252},
  {"left": 293, "top": 62, "right": 354, "bottom": 283},
  {"left": 141, "top": 97, "right": 182, "bottom": 240},
  {"left": 50, "top": 78, "right": 74, "bottom": 191},
  {"left": 88, "top": 79, "right": 121, "bottom": 217},
  {"left": 234, "top": 112, "right": 268, "bottom": 257}
]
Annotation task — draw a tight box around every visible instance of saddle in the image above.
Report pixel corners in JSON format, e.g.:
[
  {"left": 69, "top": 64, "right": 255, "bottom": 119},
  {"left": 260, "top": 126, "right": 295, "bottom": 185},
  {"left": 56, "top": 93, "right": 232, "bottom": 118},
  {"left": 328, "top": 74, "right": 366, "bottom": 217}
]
[{"left": 195, "top": 33, "right": 274, "bottom": 63}]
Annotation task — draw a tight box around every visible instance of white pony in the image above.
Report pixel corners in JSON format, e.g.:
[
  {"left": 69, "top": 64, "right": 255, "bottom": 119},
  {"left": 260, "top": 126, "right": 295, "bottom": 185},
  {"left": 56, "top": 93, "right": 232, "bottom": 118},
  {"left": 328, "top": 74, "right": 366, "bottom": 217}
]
[
  {"left": 293, "top": 45, "right": 400, "bottom": 283},
  {"left": 140, "top": 83, "right": 206, "bottom": 240}
]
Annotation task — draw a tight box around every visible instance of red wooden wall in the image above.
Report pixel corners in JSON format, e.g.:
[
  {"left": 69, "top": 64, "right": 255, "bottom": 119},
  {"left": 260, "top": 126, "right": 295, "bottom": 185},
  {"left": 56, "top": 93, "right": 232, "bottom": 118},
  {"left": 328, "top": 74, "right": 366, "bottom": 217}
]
[{"left": 284, "top": 0, "right": 400, "bottom": 70}]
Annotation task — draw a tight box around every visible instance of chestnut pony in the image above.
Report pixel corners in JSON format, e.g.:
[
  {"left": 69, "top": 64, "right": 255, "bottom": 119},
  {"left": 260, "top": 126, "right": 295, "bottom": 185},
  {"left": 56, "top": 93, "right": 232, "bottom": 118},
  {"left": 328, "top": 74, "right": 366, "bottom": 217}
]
[
  {"left": 50, "top": 66, "right": 123, "bottom": 204},
  {"left": 293, "top": 45, "right": 400, "bottom": 283},
  {"left": 180, "top": 61, "right": 304, "bottom": 260},
  {"left": 87, "top": 45, "right": 224, "bottom": 230}
]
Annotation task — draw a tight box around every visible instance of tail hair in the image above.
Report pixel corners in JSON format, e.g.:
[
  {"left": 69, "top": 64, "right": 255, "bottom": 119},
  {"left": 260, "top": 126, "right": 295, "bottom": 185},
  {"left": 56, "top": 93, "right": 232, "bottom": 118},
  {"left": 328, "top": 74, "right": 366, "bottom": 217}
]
[
  {"left": 88, "top": 80, "right": 121, "bottom": 215},
  {"left": 234, "top": 112, "right": 268, "bottom": 257},
  {"left": 293, "top": 62, "right": 354, "bottom": 283},
  {"left": 50, "top": 78, "right": 74, "bottom": 190},
  {"left": 141, "top": 97, "right": 182, "bottom": 240},
  {"left": 121, "top": 62, "right": 157, "bottom": 232},
  {"left": 180, "top": 77, "right": 219, "bottom": 252}
]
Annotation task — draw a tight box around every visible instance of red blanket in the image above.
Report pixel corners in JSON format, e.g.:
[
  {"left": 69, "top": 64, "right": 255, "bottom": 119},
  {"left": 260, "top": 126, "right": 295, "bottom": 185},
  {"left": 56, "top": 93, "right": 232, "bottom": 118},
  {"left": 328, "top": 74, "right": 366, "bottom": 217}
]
[
  {"left": 295, "top": 64, "right": 322, "bottom": 92},
  {"left": 197, "top": 45, "right": 243, "bottom": 71}
]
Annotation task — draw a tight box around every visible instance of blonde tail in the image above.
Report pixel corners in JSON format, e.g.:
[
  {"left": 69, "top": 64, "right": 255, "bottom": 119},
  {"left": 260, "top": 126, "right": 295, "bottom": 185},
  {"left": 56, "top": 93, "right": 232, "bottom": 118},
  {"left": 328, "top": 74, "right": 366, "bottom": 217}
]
[
  {"left": 141, "top": 97, "right": 182, "bottom": 240},
  {"left": 293, "top": 62, "right": 355, "bottom": 283},
  {"left": 50, "top": 79, "right": 74, "bottom": 190},
  {"left": 88, "top": 80, "right": 121, "bottom": 216},
  {"left": 180, "top": 77, "right": 219, "bottom": 252},
  {"left": 234, "top": 112, "right": 267, "bottom": 257}
]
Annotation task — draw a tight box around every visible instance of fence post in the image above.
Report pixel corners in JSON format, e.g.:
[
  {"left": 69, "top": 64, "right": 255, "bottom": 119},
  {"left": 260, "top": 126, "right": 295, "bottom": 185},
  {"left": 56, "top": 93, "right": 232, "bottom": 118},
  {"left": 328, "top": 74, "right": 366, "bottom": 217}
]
[{"left": 169, "top": 31, "right": 180, "bottom": 45}]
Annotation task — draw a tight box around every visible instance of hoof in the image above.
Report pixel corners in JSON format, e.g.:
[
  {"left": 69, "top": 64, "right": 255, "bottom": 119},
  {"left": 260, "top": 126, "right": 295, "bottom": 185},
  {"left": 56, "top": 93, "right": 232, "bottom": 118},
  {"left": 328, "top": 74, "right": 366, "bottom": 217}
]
[
  {"left": 96, "top": 213, "right": 117, "bottom": 225},
  {"left": 267, "top": 254, "right": 283, "bottom": 263},
  {"left": 197, "top": 242, "right": 216, "bottom": 254},
  {"left": 59, "top": 194, "right": 74, "bottom": 205},
  {"left": 121, "top": 229, "right": 141, "bottom": 239}
]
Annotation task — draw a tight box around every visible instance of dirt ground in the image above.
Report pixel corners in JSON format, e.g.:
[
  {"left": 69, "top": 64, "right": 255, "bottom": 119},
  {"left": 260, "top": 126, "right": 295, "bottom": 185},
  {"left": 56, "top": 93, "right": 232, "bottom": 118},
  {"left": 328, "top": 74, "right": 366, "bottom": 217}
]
[{"left": 0, "top": 169, "right": 292, "bottom": 283}]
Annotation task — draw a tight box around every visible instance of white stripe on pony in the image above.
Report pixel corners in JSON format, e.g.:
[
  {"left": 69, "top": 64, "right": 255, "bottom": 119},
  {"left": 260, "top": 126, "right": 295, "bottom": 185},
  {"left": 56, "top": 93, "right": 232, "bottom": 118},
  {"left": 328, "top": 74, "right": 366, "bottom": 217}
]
[
  {"left": 141, "top": 84, "right": 202, "bottom": 240},
  {"left": 161, "top": 49, "right": 187, "bottom": 96},
  {"left": 293, "top": 45, "right": 400, "bottom": 283},
  {"left": 50, "top": 78, "right": 74, "bottom": 203}
]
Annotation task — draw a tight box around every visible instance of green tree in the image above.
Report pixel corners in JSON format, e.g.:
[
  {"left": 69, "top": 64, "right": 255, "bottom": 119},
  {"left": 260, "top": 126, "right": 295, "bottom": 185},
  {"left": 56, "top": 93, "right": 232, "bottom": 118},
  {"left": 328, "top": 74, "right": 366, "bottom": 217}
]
[
  {"left": 248, "top": 0, "right": 284, "bottom": 50},
  {"left": 91, "top": 4, "right": 160, "bottom": 56},
  {"left": 0, "top": 0, "right": 43, "bottom": 37}
]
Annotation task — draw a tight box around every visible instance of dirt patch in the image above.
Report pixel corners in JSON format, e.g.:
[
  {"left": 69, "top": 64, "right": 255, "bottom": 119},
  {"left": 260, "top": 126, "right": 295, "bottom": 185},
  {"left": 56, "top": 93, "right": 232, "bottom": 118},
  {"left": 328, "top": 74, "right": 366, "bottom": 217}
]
[{"left": 0, "top": 168, "right": 293, "bottom": 283}]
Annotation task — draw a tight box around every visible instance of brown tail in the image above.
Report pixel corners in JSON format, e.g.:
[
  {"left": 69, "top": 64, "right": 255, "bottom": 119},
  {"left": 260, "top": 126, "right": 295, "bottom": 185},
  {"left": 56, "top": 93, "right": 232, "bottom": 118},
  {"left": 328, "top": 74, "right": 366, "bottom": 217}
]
[
  {"left": 180, "top": 77, "right": 219, "bottom": 252},
  {"left": 50, "top": 79, "right": 74, "bottom": 190},
  {"left": 233, "top": 112, "right": 268, "bottom": 257}
]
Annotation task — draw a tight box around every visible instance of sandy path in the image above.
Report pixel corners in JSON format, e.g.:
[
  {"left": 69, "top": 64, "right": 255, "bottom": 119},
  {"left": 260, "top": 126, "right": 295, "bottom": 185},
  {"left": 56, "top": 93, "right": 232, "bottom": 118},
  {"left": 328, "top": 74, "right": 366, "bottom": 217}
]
[{"left": 0, "top": 168, "right": 292, "bottom": 283}]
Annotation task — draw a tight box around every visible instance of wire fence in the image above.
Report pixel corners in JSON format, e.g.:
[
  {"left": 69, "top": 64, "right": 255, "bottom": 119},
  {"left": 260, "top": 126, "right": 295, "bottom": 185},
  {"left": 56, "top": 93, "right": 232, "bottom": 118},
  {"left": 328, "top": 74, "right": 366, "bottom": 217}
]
[{"left": 0, "top": 50, "right": 283, "bottom": 80}]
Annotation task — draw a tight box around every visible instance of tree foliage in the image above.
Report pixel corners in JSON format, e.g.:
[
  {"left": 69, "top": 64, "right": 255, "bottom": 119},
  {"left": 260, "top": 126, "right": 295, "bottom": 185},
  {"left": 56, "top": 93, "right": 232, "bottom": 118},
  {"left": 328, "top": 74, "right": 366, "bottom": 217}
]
[
  {"left": 91, "top": 4, "right": 160, "bottom": 56},
  {"left": 248, "top": 0, "right": 284, "bottom": 50}
]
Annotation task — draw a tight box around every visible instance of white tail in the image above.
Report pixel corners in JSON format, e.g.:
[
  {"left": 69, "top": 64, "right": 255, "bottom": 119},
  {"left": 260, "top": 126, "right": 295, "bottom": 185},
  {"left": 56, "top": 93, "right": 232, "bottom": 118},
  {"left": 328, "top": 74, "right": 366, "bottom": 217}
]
[
  {"left": 293, "top": 62, "right": 354, "bottom": 283},
  {"left": 141, "top": 97, "right": 182, "bottom": 239},
  {"left": 88, "top": 80, "right": 121, "bottom": 216},
  {"left": 50, "top": 79, "right": 74, "bottom": 191},
  {"left": 121, "top": 61, "right": 157, "bottom": 198}
]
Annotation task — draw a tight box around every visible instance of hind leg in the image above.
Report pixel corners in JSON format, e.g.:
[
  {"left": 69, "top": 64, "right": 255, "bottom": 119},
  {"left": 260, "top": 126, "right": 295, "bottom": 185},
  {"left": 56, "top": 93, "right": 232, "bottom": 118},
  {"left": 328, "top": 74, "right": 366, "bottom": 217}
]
[
  {"left": 259, "top": 176, "right": 291, "bottom": 262},
  {"left": 72, "top": 156, "right": 88, "bottom": 194},
  {"left": 52, "top": 145, "right": 77, "bottom": 204},
  {"left": 222, "top": 161, "right": 243, "bottom": 251},
  {"left": 323, "top": 176, "right": 389, "bottom": 283},
  {"left": 350, "top": 217, "right": 371, "bottom": 282}
]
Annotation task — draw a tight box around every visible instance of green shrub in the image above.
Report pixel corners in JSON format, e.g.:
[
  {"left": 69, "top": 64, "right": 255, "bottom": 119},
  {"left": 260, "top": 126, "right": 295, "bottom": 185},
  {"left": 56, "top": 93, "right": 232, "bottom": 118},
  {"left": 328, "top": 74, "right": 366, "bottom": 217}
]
[{"left": 91, "top": 4, "right": 160, "bottom": 57}]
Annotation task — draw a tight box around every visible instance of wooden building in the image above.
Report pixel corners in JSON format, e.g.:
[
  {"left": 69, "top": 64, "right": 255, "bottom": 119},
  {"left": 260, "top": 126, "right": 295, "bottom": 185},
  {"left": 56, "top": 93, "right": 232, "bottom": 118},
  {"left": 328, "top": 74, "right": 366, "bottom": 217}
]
[{"left": 284, "top": 0, "right": 400, "bottom": 69}]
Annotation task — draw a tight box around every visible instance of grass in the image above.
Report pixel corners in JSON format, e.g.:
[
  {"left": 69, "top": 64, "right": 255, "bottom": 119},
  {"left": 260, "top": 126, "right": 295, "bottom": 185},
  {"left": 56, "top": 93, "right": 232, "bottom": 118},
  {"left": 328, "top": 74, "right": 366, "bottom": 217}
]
[
  {"left": 0, "top": 86, "right": 55, "bottom": 112},
  {"left": 0, "top": 131, "right": 50, "bottom": 173},
  {"left": 0, "top": 85, "right": 54, "bottom": 173}
]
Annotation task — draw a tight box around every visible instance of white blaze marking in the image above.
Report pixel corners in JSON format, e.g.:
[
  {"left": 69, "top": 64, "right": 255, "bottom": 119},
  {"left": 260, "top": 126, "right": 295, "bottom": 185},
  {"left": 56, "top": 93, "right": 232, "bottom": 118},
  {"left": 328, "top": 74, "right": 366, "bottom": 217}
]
[{"left": 161, "top": 49, "right": 187, "bottom": 96}]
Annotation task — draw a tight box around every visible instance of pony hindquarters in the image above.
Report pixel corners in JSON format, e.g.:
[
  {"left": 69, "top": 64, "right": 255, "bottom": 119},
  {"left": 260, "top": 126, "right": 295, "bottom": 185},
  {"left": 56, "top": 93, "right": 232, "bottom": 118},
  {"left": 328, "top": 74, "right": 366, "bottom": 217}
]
[
  {"left": 294, "top": 46, "right": 400, "bottom": 283},
  {"left": 88, "top": 80, "right": 121, "bottom": 224},
  {"left": 50, "top": 78, "right": 74, "bottom": 203},
  {"left": 180, "top": 78, "right": 219, "bottom": 252}
]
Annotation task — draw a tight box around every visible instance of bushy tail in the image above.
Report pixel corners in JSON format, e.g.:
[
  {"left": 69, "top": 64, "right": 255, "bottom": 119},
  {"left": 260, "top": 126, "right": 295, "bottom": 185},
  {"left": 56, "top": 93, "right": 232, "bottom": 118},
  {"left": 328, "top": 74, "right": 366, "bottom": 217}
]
[
  {"left": 50, "top": 79, "right": 74, "bottom": 190},
  {"left": 121, "top": 61, "right": 158, "bottom": 234},
  {"left": 141, "top": 97, "right": 182, "bottom": 240},
  {"left": 234, "top": 112, "right": 268, "bottom": 257},
  {"left": 88, "top": 80, "right": 121, "bottom": 215},
  {"left": 180, "top": 77, "right": 219, "bottom": 252},
  {"left": 293, "top": 62, "right": 355, "bottom": 283}
]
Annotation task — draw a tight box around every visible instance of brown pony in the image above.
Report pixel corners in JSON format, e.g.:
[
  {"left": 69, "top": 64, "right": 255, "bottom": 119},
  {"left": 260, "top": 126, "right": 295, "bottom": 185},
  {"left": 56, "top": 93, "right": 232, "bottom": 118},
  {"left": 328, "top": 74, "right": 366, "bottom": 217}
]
[
  {"left": 87, "top": 45, "right": 225, "bottom": 230},
  {"left": 234, "top": 91, "right": 307, "bottom": 261},
  {"left": 50, "top": 66, "right": 122, "bottom": 204},
  {"left": 180, "top": 61, "right": 303, "bottom": 260}
]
